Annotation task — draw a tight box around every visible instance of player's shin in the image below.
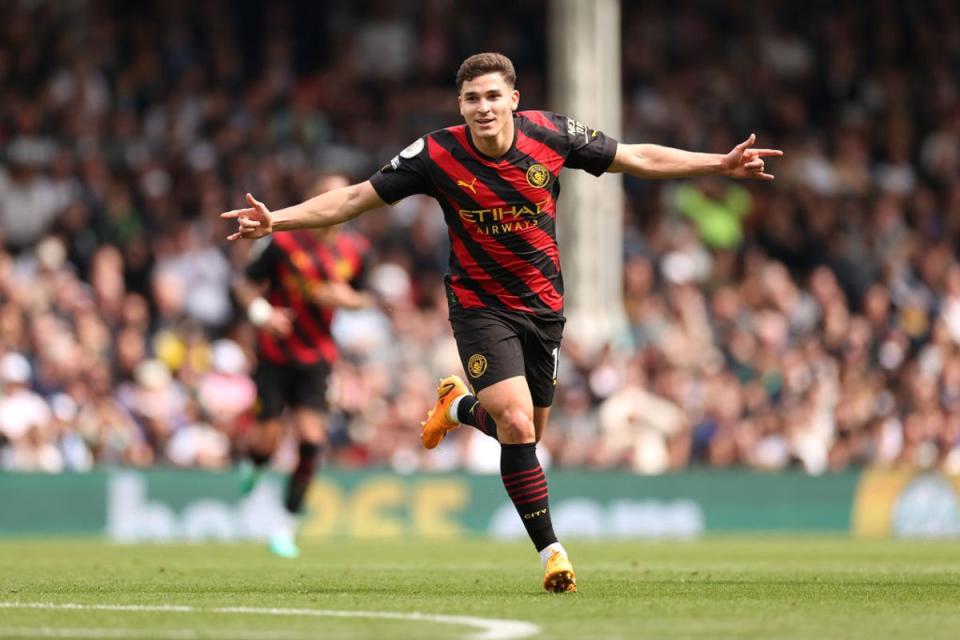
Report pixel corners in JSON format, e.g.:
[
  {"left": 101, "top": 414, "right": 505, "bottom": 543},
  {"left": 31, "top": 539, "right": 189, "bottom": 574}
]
[
  {"left": 500, "top": 442, "right": 576, "bottom": 592},
  {"left": 284, "top": 441, "right": 321, "bottom": 514},
  {"left": 499, "top": 442, "right": 557, "bottom": 551},
  {"left": 269, "top": 441, "right": 321, "bottom": 559}
]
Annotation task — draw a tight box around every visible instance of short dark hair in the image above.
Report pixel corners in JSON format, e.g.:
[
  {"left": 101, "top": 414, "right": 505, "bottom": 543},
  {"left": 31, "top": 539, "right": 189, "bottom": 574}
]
[{"left": 456, "top": 53, "right": 516, "bottom": 91}]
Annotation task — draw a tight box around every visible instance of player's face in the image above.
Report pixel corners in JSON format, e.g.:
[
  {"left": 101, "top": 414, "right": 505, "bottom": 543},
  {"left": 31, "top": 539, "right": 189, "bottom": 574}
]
[{"left": 458, "top": 73, "right": 520, "bottom": 143}]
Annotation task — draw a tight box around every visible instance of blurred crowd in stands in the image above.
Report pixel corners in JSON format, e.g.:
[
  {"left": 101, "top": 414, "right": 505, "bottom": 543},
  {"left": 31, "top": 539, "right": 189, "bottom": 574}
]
[{"left": 1, "top": 0, "right": 959, "bottom": 475}]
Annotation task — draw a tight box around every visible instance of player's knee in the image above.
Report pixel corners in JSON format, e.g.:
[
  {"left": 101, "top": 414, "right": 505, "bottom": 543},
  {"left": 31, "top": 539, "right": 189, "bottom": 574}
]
[
  {"left": 294, "top": 409, "right": 327, "bottom": 444},
  {"left": 254, "top": 419, "right": 283, "bottom": 451},
  {"left": 495, "top": 407, "right": 536, "bottom": 443}
]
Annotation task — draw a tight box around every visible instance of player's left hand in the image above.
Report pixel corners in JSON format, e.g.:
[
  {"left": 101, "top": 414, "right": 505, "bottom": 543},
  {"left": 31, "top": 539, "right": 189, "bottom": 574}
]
[
  {"left": 312, "top": 282, "right": 376, "bottom": 310},
  {"left": 722, "top": 134, "right": 782, "bottom": 181},
  {"left": 221, "top": 193, "right": 274, "bottom": 240}
]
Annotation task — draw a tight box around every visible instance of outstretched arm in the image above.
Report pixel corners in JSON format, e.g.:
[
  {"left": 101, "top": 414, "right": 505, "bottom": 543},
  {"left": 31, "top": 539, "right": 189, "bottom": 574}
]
[
  {"left": 221, "top": 180, "right": 386, "bottom": 240},
  {"left": 606, "top": 133, "right": 782, "bottom": 181}
]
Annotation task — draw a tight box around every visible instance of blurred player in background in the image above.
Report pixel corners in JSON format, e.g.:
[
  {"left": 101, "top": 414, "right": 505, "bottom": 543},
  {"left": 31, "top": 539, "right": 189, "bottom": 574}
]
[
  {"left": 223, "top": 53, "right": 781, "bottom": 588},
  {"left": 234, "top": 173, "right": 373, "bottom": 558}
]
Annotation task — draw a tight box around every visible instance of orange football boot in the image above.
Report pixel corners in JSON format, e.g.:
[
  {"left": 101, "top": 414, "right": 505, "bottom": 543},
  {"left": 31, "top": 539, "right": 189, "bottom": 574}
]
[
  {"left": 420, "top": 375, "right": 470, "bottom": 449},
  {"left": 543, "top": 549, "right": 577, "bottom": 593}
]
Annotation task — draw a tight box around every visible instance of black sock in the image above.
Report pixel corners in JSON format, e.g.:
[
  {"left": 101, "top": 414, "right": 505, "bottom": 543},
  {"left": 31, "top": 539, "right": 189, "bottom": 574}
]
[
  {"left": 456, "top": 395, "right": 499, "bottom": 441},
  {"left": 284, "top": 441, "right": 321, "bottom": 514},
  {"left": 249, "top": 450, "right": 271, "bottom": 468},
  {"left": 500, "top": 442, "right": 557, "bottom": 552}
]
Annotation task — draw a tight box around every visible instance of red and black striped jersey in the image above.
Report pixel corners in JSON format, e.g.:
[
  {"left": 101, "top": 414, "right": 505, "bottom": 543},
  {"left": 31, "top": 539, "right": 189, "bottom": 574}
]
[
  {"left": 369, "top": 110, "right": 618, "bottom": 319},
  {"left": 245, "top": 230, "right": 369, "bottom": 366}
]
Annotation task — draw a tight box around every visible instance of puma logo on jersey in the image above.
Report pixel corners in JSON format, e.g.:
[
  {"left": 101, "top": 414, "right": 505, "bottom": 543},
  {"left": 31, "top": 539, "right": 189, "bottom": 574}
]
[{"left": 457, "top": 177, "right": 478, "bottom": 194}]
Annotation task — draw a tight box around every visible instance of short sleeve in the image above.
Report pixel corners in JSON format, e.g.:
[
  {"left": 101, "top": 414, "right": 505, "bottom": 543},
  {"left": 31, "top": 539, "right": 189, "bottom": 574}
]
[
  {"left": 244, "top": 237, "right": 280, "bottom": 281},
  {"left": 369, "top": 137, "right": 436, "bottom": 204},
  {"left": 556, "top": 114, "right": 619, "bottom": 176}
]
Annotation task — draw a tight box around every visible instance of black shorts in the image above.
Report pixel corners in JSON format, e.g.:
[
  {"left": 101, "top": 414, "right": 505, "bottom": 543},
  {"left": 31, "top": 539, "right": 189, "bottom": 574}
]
[
  {"left": 449, "top": 309, "right": 564, "bottom": 407},
  {"left": 254, "top": 358, "right": 331, "bottom": 419}
]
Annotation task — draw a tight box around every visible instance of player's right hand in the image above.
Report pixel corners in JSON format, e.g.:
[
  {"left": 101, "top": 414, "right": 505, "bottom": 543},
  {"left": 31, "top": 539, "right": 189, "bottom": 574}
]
[
  {"left": 221, "top": 193, "right": 273, "bottom": 240},
  {"left": 265, "top": 307, "right": 296, "bottom": 337}
]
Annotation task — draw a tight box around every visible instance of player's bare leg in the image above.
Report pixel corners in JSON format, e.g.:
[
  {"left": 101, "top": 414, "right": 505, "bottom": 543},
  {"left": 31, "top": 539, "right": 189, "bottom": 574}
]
[
  {"left": 434, "top": 380, "right": 555, "bottom": 444},
  {"left": 533, "top": 405, "right": 551, "bottom": 443}
]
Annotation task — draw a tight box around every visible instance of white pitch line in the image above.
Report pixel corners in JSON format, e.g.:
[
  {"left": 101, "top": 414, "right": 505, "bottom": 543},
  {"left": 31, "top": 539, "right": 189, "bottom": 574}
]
[
  {"left": 0, "top": 602, "right": 541, "bottom": 640},
  {"left": 0, "top": 627, "right": 317, "bottom": 639}
]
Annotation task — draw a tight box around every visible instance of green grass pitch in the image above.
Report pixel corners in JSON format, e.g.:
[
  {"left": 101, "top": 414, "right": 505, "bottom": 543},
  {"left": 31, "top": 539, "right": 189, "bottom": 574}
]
[{"left": 1, "top": 537, "right": 959, "bottom": 639}]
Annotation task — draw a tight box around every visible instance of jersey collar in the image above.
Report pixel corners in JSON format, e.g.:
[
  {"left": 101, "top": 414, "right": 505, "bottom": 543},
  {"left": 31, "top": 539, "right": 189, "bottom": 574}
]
[{"left": 464, "top": 116, "right": 520, "bottom": 163}]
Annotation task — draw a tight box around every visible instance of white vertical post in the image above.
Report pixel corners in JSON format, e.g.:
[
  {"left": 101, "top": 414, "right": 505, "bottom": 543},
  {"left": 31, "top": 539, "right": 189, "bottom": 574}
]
[{"left": 549, "top": 0, "right": 626, "bottom": 353}]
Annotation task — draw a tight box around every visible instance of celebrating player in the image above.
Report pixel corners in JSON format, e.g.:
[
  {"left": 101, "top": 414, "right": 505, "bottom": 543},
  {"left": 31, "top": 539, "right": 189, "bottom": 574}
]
[{"left": 222, "top": 53, "right": 781, "bottom": 589}]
